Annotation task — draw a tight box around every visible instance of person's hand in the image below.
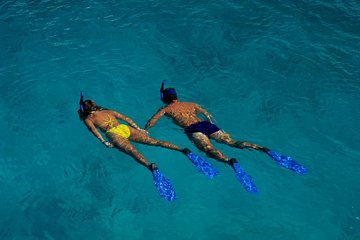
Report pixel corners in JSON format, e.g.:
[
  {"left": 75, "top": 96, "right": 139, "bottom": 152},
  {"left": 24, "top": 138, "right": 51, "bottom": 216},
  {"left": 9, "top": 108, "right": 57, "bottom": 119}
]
[
  {"left": 140, "top": 129, "right": 149, "bottom": 135},
  {"left": 133, "top": 125, "right": 148, "bottom": 134},
  {"left": 241, "top": 142, "right": 263, "bottom": 151},
  {"left": 103, "top": 141, "right": 113, "bottom": 148},
  {"left": 137, "top": 128, "right": 149, "bottom": 135},
  {"left": 209, "top": 115, "right": 216, "bottom": 124}
]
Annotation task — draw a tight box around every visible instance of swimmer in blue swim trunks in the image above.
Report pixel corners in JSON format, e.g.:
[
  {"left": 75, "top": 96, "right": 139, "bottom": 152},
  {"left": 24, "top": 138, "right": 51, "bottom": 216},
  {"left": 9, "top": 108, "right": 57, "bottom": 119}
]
[{"left": 145, "top": 81, "right": 265, "bottom": 167}]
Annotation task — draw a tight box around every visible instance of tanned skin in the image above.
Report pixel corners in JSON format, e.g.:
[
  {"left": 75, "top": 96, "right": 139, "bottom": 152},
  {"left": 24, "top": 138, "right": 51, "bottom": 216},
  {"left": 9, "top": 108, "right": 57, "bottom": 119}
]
[
  {"left": 145, "top": 100, "right": 264, "bottom": 163},
  {"left": 81, "top": 101, "right": 186, "bottom": 169}
]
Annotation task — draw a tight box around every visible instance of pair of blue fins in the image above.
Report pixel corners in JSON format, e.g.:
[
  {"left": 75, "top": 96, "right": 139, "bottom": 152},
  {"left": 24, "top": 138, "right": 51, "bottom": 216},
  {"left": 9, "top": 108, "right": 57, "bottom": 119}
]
[{"left": 151, "top": 148, "right": 307, "bottom": 201}]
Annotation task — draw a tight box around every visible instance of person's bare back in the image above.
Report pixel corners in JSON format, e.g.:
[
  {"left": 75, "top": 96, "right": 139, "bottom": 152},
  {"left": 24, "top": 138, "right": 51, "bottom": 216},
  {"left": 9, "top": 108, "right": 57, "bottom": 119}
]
[
  {"left": 146, "top": 100, "right": 213, "bottom": 130},
  {"left": 85, "top": 110, "right": 121, "bottom": 132},
  {"left": 163, "top": 102, "right": 203, "bottom": 128}
]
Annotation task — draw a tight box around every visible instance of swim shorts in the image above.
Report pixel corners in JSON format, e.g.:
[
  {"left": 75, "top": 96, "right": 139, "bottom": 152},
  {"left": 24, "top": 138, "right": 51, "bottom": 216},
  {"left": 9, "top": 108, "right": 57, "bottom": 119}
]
[{"left": 184, "top": 121, "right": 220, "bottom": 136}]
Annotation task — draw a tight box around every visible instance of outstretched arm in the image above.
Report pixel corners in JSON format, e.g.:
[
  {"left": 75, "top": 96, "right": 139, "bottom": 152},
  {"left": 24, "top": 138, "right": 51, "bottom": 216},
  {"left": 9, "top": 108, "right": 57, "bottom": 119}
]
[
  {"left": 84, "top": 119, "right": 112, "bottom": 147},
  {"left": 113, "top": 111, "right": 142, "bottom": 130},
  {"left": 144, "top": 107, "right": 166, "bottom": 130},
  {"left": 195, "top": 104, "right": 215, "bottom": 123}
]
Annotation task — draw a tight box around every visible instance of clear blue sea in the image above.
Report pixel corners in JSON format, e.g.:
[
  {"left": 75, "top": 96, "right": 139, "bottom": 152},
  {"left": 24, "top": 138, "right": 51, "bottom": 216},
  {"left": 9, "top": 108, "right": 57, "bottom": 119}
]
[{"left": 1, "top": 1, "right": 360, "bottom": 239}]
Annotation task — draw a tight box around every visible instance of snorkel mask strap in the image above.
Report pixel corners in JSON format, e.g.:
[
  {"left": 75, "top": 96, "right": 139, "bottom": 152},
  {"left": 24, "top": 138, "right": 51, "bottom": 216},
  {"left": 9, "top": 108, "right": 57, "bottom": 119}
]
[
  {"left": 79, "top": 91, "right": 84, "bottom": 112},
  {"left": 160, "top": 80, "right": 166, "bottom": 101}
]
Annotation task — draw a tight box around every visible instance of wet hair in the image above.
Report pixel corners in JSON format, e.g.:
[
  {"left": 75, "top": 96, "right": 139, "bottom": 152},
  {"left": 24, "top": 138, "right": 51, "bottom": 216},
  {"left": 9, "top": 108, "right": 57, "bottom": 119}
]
[{"left": 78, "top": 99, "right": 104, "bottom": 120}]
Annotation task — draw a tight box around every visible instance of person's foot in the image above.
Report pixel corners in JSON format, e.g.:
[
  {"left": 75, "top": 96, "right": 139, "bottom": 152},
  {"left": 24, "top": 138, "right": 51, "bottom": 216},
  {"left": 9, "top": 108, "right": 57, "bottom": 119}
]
[
  {"left": 260, "top": 147, "right": 269, "bottom": 152},
  {"left": 181, "top": 148, "right": 191, "bottom": 155},
  {"left": 237, "top": 141, "right": 264, "bottom": 151},
  {"left": 147, "top": 163, "right": 158, "bottom": 173},
  {"left": 235, "top": 141, "right": 245, "bottom": 149},
  {"left": 227, "top": 158, "right": 238, "bottom": 170}
]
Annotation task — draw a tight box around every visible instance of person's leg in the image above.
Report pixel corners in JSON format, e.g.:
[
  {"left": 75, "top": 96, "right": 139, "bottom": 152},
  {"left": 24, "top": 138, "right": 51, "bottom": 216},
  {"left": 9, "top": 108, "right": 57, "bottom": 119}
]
[
  {"left": 210, "top": 130, "right": 265, "bottom": 151},
  {"left": 129, "top": 128, "right": 184, "bottom": 152},
  {"left": 107, "top": 133, "right": 151, "bottom": 168},
  {"left": 188, "top": 132, "right": 230, "bottom": 163}
]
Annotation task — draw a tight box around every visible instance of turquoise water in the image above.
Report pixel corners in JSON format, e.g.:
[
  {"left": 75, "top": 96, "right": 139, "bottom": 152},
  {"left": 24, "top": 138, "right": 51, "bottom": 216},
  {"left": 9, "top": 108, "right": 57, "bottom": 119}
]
[{"left": 1, "top": 0, "right": 360, "bottom": 239}]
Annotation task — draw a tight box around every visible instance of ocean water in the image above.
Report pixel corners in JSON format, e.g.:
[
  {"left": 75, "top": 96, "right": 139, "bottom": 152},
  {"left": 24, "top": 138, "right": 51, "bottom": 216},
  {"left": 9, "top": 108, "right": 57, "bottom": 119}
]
[{"left": 1, "top": 0, "right": 359, "bottom": 239}]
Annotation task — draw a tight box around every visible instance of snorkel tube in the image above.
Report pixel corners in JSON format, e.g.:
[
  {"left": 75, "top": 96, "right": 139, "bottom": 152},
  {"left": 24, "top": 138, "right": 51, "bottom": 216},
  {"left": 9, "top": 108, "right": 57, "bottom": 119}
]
[
  {"left": 160, "top": 80, "right": 166, "bottom": 102},
  {"left": 79, "top": 91, "right": 84, "bottom": 112}
]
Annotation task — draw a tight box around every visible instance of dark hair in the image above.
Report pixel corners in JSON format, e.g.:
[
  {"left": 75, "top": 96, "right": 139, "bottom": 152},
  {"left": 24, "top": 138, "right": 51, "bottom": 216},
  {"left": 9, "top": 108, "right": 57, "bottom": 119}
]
[
  {"left": 78, "top": 99, "right": 104, "bottom": 120},
  {"left": 161, "top": 88, "right": 177, "bottom": 104}
]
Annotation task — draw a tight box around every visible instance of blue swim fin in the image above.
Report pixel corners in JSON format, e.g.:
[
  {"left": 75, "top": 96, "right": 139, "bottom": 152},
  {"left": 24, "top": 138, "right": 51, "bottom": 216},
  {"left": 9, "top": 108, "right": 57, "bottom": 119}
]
[
  {"left": 185, "top": 151, "right": 218, "bottom": 179},
  {"left": 229, "top": 159, "right": 258, "bottom": 193},
  {"left": 264, "top": 149, "right": 307, "bottom": 175},
  {"left": 149, "top": 164, "right": 176, "bottom": 201}
]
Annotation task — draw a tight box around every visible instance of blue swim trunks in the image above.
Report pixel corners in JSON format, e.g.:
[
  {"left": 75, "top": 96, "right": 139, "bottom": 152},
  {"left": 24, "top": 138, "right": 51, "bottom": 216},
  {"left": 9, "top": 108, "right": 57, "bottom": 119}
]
[{"left": 184, "top": 121, "right": 220, "bottom": 136}]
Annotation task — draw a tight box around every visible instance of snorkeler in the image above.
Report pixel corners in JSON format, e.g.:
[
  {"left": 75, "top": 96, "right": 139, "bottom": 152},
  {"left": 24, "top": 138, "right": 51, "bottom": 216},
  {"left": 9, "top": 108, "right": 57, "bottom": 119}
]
[
  {"left": 144, "top": 81, "right": 307, "bottom": 192},
  {"left": 78, "top": 92, "right": 217, "bottom": 201}
]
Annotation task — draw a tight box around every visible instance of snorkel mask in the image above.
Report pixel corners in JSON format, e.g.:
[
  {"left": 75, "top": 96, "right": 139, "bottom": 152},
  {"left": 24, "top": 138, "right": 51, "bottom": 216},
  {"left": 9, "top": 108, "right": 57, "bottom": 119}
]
[
  {"left": 78, "top": 92, "right": 101, "bottom": 120},
  {"left": 160, "top": 80, "right": 177, "bottom": 104},
  {"left": 79, "top": 92, "right": 97, "bottom": 112}
]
